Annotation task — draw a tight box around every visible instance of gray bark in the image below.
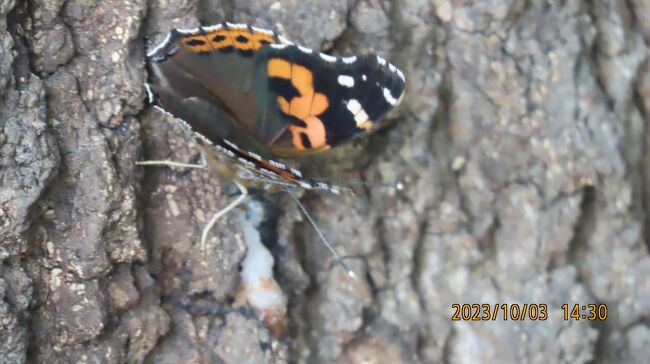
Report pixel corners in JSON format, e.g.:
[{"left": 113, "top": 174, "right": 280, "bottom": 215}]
[{"left": 1, "top": 0, "right": 650, "bottom": 363}]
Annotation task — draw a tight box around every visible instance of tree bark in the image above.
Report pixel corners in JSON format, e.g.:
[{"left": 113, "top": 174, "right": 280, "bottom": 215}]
[{"left": 1, "top": 0, "right": 650, "bottom": 363}]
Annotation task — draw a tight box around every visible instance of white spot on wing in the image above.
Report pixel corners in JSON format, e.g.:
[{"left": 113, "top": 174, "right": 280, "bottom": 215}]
[
  {"left": 277, "top": 35, "right": 293, "bottom": 45},
  {"left": 289, "top": 168, "right": 302, "bottom": 177},
  {"left": 259, "top": 168, "right": 276, "bottom": 177},
  {"left": 376, "top": 56, "right": 387, "bottom": 66},
  {"left": 147, "top": 33, "right": 172, "bottom": 57},
  {"left": 397, "top": 68, "right": 405, "bottom": 81},
  {"left": 299, "top": 182, "right": 313, "bottom": 189},
  {"left": 152, "top": 105, "right": 166, "bottom": 114},
  {"left": 342, "top": 56, "right": 357, "bottom": 64},
  {"left": 203, "top": 24, "right": 223, "bottom": 32},
  {"left": 346, "top": 99, "right": 362, "bottom": 114},
  {"left": 223, "top": 139, "right": 240, "bottom": 150},
  {"left": 269, "top": 160, "right": 287, "bottom": 170},
  {"left": 251, "top": 26, "right": 273, "bottom": 35},
  {"left": 354, "top": 109, "right": 369, "bottom": 127},
  {"left": 337, "top": 75, "right": 355, "bottom": 88},
  {"left": 194, "top": 132, "right": 213, "bottom": 145},
  {"left": 298, "top": 45, "right": 312, "bottom": 54},
  {"left": 362, "top": 74, "right": 367, "bottom": 81},
  {"left": 271, "top": 43, "right": 288, "bottom": 49},
  {"left": 144, "top": 83, "right": 155, "bottom": 103},
  {"left": 247, "top": 151, "right": 262, "bottom": 161},
  {"left": 237, "top": 158, "right": 255, "bottom": 168},
  {"left": 176, "top": 27, "right": 197, "bottom": 34},
  {"left": 383, "top": 87, "right": 398, "bottom": 105},
  {"left": 320, "top": 53, "right": 337, "bottom": 63}
]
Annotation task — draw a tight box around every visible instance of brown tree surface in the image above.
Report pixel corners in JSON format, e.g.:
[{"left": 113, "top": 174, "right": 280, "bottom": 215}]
[{"left": 2, "top": 0, "right": 650, "bottom": 363}]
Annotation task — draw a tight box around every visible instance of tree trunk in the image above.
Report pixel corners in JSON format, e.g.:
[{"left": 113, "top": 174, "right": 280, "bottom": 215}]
[{"left": 2, "top": 0, "right": 650, "bottom": 363}]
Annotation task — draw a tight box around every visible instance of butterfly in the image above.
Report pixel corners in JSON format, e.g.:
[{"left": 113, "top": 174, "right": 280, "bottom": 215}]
[{"left": 143, "top": 22, "right": 406, "bottom": 267}]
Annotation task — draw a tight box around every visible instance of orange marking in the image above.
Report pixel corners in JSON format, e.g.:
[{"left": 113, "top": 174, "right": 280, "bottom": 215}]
[
  {"left": 358, "top": 120, "right": 372, "bottom": 129},
  {"left": 310, "top": 93, "right": 328, "bottom": 116},
  {"left": 250, "top": 32, "right": 275, "bottom": 49},
  {"left": 290, "top": 116, "right": 327, "bottom": 150},
  {"left": 267, "top": 58, "right": 291, "bottom": 78},
  {"left": 277, "top": 97, "right": 290, "bottom": 114},
  {"left": 181, "top": 35, "right": 213, "bottom": 53},
  {"left": 266, "top": 59, "right": 330, "bottom": 150},
  {"left": 231, "top": 30, "right": 254, "bottom": 51},
  {"left": 206, "top": 30, "right": 234, "bottom": 49}
]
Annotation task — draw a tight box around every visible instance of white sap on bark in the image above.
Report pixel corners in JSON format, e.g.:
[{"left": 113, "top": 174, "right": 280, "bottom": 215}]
[{"left": 236, "top": 200, "right": 288, "bottom": 336}]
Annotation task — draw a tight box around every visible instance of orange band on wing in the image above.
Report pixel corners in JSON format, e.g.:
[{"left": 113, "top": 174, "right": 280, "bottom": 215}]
[
  {"left": 267, "top": 58, "right": 330, "bottom": 150},
  {"left": 181, "top": 29, "right": 276, "bottom": 53}
]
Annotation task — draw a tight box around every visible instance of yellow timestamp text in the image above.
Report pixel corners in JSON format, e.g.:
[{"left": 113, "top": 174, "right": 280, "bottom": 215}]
[
  {"left": 561, "top": 304, "right": 608, "bottom": 321},
  {"left": 451, "top": 303, "right": 548, "bottom": 321}
]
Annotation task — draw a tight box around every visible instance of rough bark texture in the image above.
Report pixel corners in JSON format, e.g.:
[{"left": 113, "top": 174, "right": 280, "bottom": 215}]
[{"left": 1, "top": 0, "right": 650, "bottom": 363}]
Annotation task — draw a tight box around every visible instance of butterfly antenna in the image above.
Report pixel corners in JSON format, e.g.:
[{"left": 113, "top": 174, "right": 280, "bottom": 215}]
[
  {"left": 305, "top": 176, "right": 404, "bottom": 193},
  {"left": 284, "top": 188, "right": 355, "bottom": 278}
]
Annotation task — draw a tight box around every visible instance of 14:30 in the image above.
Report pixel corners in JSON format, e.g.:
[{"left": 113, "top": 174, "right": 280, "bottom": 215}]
[{"left": 562, "top": 304, "right": 608, "bottom": 321}]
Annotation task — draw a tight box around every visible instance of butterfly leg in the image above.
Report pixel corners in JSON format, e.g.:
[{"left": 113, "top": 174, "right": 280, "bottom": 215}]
[
  {"left": 135, "top": 153, "right": 208, "bottom": 170},
  {"left": 200, "top": 180, "right": 248, "bottom": 253},
  {"left": 136, "top": 145, "right": 209, "bottom": 169}
]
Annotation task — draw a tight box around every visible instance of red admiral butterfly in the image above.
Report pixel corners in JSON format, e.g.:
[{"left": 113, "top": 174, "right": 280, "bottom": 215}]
[{"left": 143, "top": 22, "right": 406, "bottom": 262}]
